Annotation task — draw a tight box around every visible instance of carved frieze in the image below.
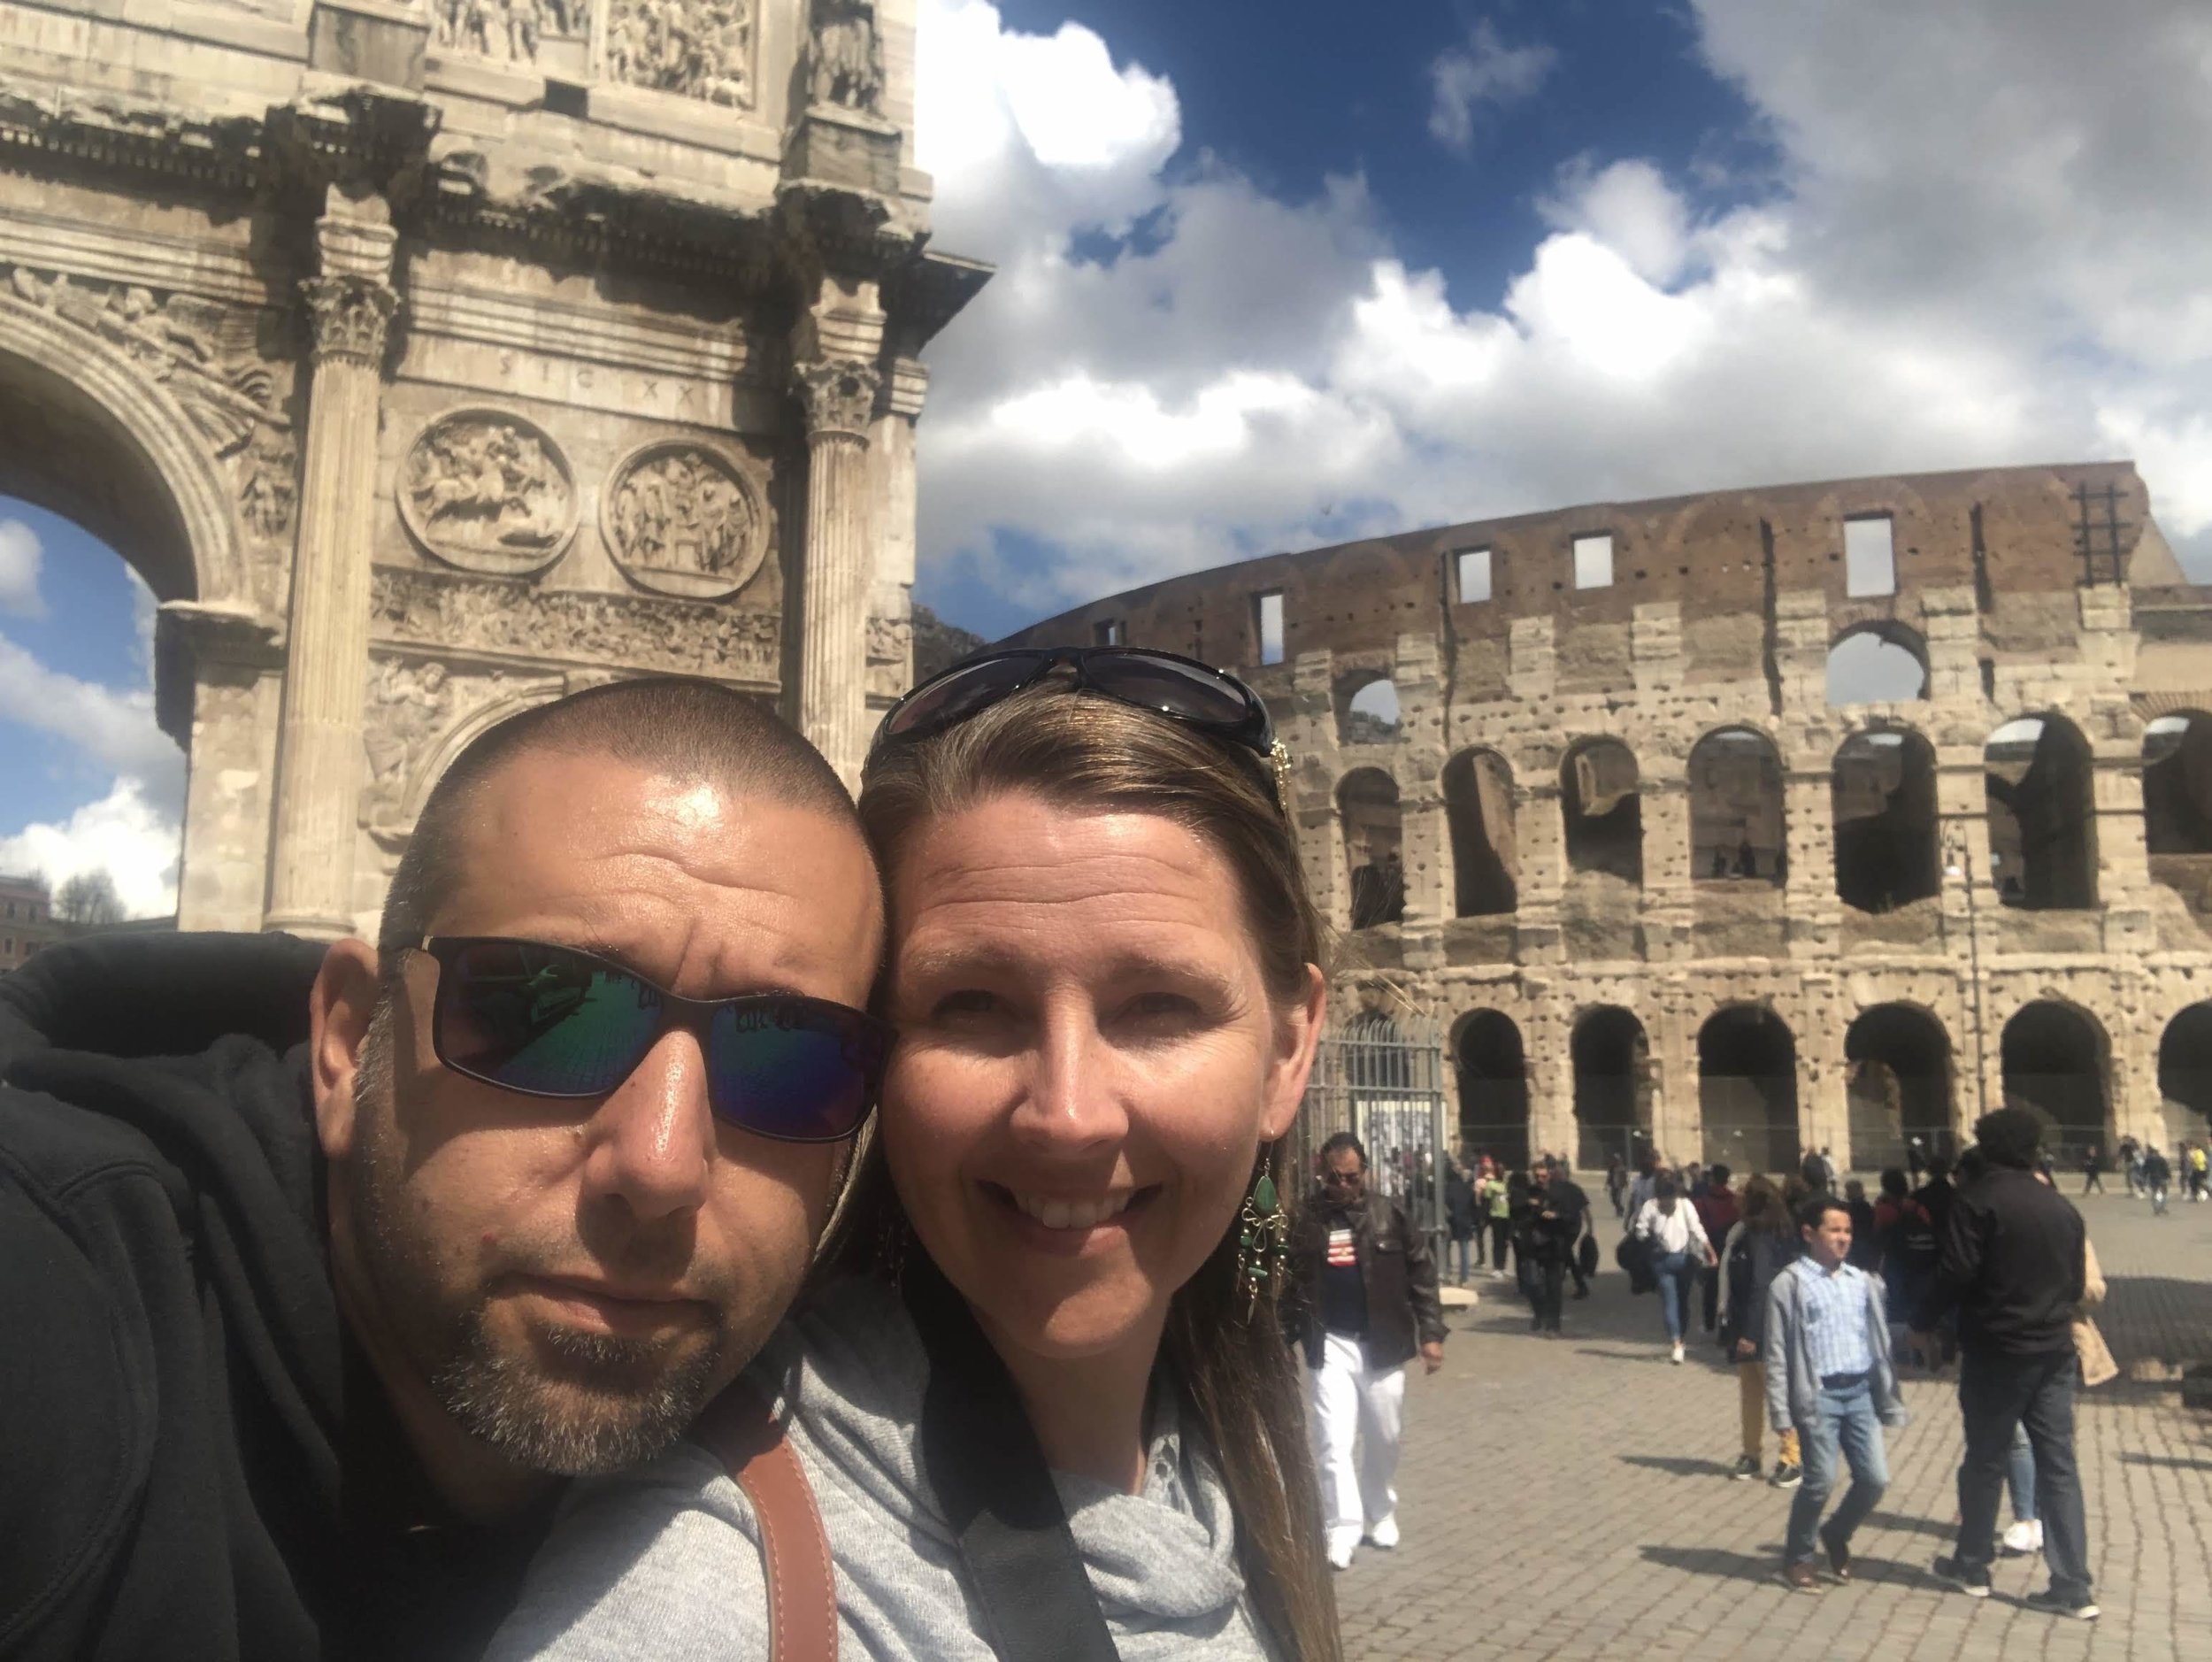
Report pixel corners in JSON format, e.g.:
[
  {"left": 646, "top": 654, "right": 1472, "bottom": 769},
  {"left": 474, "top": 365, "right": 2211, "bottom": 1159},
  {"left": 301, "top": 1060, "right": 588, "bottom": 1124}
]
[
  {"left": 806, "top": 0, "right": 883, "bottom": 113},
  {"left": 370, "top": 566, "right": 781, "bottom": 683},
  {"left": 432, "top": 0, "right": 593, "bottom": 65},
  {"left": 864, "top": 614, "right": 911, "bottom": 699},
  {"left": 603, "top": 441, "right": 769, "bottom": 599},
  {"left": 362, "top": 655, "right": 565, "bottom": 828},
  {"left": 605, "top": 0, "right": 753, "bottom": 105},
  {"left": 397, "top": 408, "right": 579, "bottom": 576}
]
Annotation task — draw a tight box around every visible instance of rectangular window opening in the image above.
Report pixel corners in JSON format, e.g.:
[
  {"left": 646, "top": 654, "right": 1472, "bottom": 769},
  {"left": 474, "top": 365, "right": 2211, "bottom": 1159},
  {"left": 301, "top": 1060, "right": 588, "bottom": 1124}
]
[
  {"left": 1572, "top": 533, "right": 1614, "bottom": 590},
  {"left": 1092, "top": 619, "right": 1125, "bottom": 647},
  {"left": 1455, "top": 547, "right": 1492, "bottom": 604},
  {"left": 1846, "top": 514, "right": 1896, "bottom": 597},
  {"left": 1255, "top": 590, "right": 1286, "bottom": 666}
]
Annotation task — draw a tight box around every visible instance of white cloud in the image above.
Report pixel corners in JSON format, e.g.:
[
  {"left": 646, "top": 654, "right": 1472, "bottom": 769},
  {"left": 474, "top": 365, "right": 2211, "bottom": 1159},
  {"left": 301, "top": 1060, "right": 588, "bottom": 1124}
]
[
  {"left": 0, "top": 519, "right": 47, "bottom": 619},
  {"left": 0, "top": 776, "right": 179, "bottom": 919},
  {"left": 912, "top": 0, "right": 2212, "bottom": 628},
  {"left": 0, "top": 634, "right": 184, "bottom": 802},
  {"left": 1426, "top": 20, "right": 1558, "bottom": 157}
]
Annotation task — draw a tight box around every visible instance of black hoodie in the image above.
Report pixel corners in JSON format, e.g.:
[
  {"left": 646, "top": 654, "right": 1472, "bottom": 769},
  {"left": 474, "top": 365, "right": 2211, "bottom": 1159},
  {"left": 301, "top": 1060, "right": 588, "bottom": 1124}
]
[{"left": 0, "top": 933, "right": 551, "bottom": 1662}]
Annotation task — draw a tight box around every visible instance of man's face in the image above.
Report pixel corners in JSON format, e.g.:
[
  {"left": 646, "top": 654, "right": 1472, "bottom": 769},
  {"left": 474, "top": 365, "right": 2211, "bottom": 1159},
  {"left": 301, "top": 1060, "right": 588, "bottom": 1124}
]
[
  {"left": 315, "top": 751, "right": 882, "bottom": 1478},
  {"left": 1323, "top": 1148, "right": 1365, "bottom": 1202},
  {"left": 1802, "top": 1207, "right": 1852, "bottom": 1269}
]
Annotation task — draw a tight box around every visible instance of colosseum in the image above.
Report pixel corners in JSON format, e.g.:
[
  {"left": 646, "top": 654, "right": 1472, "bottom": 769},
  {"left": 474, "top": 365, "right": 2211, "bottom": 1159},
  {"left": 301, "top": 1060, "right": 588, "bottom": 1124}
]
[{"left": 996, "top": 460, "right": 2212, "bottom": 1179}]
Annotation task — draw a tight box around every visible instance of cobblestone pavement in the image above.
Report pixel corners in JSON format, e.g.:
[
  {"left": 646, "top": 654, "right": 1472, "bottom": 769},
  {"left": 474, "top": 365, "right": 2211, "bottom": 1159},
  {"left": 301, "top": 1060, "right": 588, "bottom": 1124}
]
[{"left": 1334, "top": 1191, "right": 2212, "bottom": 1661}]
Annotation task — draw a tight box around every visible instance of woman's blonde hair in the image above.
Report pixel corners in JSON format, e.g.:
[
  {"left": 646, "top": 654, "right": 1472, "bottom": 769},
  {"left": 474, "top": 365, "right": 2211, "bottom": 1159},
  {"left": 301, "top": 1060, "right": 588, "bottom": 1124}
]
[{"left": 823, "top": 680, "right": 1340, "bottom": 1662}]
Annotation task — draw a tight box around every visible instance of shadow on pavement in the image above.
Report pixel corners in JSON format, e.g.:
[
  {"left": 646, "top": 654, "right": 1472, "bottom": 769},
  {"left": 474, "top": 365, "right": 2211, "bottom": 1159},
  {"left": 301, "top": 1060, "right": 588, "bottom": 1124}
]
[
  {"left": 1640, "top": 1544, "right": 1925, "bottom": 1587},
  {"left": 1863, "top": 1510, "right": 1951, "bottom": 1540},
  {"left": 1620, "top": 1454, "right": 1738, "bottom": 1479},
  {"left": 2118, "top": 1451, "right": 2212, "bottom": 1471}
]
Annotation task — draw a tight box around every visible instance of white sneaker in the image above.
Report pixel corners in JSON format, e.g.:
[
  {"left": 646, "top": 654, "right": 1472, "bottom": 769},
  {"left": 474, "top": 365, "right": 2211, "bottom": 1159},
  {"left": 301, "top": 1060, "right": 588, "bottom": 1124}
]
[
  {"left": 2002, "top": 1520, "right": 2044, "bottom": 1556},
  {"left": 1671, "top": 1341, "right": 1685, "bottom": 1365},
  {"left": 1365, "top": 1515, "right": 1400, "bottom": 1550},
  {"left": 1326, "top": 1537, "right": 1356, "bottom": 1571}
]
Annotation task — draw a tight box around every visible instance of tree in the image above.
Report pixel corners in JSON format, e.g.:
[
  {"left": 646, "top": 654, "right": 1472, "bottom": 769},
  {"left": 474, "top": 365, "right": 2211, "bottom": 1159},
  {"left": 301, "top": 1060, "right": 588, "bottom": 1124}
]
[{"left": 56, "top": 868, "right": 124, "bottom": 927}]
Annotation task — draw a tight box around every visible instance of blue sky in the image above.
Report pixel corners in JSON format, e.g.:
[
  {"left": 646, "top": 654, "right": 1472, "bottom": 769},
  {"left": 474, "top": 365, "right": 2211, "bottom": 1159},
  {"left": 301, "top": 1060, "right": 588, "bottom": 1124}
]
[{"left": 10, "top": 0, "right": 2212, "bottom": 909}]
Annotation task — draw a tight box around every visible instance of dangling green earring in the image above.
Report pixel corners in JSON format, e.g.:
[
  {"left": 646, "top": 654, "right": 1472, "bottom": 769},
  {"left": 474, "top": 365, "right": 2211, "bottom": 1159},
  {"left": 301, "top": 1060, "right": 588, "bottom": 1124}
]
[{"left": 1235, "top": 1165, "right": 1288, "bottom": 1317}]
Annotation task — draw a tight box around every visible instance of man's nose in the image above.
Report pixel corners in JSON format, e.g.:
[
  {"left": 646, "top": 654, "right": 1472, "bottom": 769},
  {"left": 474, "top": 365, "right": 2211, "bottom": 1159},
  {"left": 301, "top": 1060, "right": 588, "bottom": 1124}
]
[
  {"left": 580, "top": 1027, "right": 716, "bottom": 1220},
  {"left": 1010, "top": 1006, "right": 1129, "bottom": 1152}
]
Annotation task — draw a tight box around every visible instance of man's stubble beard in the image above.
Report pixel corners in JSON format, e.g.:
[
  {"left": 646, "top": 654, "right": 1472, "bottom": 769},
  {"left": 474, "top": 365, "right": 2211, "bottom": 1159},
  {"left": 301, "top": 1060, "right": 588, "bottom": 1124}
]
[{"left": 345, "top": 1002, "right": 735, "bottom": 1476}]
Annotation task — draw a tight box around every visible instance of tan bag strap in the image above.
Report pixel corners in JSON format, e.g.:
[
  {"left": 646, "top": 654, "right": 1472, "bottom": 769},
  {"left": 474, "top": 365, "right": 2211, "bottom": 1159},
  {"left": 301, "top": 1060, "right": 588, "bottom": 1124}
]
[{"left": 691, "top": 1381, "right": 839, "bottom": 1662}]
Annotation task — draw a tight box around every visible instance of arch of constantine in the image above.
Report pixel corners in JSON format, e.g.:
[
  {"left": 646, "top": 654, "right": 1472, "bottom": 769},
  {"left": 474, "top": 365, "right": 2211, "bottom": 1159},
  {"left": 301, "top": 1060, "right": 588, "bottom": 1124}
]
[
  {"left": 0, "top": 0, "right": 982, "bottom": 936},
  {"left": 1002, "top": 463, "right": 2212, "bottom": 1170}
]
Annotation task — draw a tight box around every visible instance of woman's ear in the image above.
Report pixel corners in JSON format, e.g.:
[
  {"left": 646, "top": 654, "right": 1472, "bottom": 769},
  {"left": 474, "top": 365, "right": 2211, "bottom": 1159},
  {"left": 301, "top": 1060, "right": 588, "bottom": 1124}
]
[{"left": 1257, "top": 963, "right": 1326, "bottom": 1142}]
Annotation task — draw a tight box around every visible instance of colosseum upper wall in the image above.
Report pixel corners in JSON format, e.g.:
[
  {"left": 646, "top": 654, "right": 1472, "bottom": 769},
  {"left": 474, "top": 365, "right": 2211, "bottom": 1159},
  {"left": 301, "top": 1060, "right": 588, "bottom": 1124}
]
[{"left": 995, "top": 461, "right": 2212, "bottom": 1175}]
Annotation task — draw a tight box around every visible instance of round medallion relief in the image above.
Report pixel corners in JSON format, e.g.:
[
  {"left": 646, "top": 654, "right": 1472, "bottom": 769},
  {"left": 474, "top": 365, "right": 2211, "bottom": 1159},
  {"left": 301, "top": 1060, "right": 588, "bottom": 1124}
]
[
  {"left": 603, "top": 441, "right": 769, "bottom": 600},
  {"left": 397, "top": 407, "right": 578, "bottom": 576}
]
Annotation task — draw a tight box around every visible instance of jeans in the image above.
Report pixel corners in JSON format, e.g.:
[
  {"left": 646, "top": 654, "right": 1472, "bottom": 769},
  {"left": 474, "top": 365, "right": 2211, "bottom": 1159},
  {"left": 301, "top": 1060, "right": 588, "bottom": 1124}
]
[
  {"left": 1488, "top": 1217, "right": 1511, "bottom": 1269},
  {"left": 1955, "top": 1349, "right": 2093, "bottom": 1602},
  {"left": 1450, "top": 1233, "right": 1474, "bottom": 1281},
  {"left": 1785, "top": 1379, "right": 1889, "bottom": 1566},
  {"left": 1654, "top": 1250, "right": 1698, "bottom": 1343},
  {"left": 2008, "top": 1422, "right": 2036, "bottom": 1523}
]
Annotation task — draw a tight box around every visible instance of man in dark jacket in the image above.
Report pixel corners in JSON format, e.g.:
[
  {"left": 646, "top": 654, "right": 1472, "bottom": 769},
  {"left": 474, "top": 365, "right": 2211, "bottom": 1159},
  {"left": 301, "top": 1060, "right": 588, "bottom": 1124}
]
[
  {"left": 0, "top": 681, "right": 886, "bottom": 1660},
  {"left": 1284, "top": 1131, "right": 1446, "bottom": 1570},
  {"left": 1917, "top": 1108, "right": 2096, "bottom": 1619}
]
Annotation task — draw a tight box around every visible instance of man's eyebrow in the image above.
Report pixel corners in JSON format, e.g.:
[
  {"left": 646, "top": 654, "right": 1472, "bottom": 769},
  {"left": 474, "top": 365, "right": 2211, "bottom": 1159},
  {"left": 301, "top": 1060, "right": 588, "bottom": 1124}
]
[{"left": 547, "top": 935, "right": 808, "bottom": 1000}]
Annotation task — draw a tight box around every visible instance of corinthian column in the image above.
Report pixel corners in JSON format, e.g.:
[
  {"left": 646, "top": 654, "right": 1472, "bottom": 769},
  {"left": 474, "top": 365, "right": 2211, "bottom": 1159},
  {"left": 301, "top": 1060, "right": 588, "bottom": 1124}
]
[
  {"left": 264, "top": 190, "right": 398, "bottom": 939},
  {"left": 793, "top": 277, "right": 886, "bottom": 790}
]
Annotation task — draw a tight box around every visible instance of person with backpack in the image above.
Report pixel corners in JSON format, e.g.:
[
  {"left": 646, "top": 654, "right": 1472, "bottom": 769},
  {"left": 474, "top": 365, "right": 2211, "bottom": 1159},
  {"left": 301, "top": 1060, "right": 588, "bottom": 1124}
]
[
  {"left": 1693, "top": 1163, "right": 1741, "bottom": 1335},
  {"left": 1720, "top": 1175, "right": 1802, "bottom": 1488}
]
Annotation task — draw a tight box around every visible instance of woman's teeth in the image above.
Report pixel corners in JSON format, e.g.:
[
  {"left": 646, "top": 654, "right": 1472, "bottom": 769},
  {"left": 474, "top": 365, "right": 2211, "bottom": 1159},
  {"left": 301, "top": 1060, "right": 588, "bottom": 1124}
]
[{"left": 1011, "top": 1190, "right": 1136, "bottom": 1230}]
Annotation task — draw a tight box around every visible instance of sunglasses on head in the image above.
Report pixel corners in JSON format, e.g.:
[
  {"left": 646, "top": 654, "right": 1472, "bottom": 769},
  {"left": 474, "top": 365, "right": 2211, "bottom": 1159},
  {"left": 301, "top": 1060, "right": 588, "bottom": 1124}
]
[
  {"left": 411, "top": 936, "right": 891, "bottom": 1144},
  {"left": 870, "top": 646, "right": 1289, "bottom": 802}
]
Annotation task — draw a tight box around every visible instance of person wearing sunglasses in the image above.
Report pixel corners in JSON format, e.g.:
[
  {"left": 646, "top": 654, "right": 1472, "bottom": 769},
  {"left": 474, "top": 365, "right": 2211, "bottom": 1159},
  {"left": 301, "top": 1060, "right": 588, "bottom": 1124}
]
[
  {"left": 0, "top": 678, "right": 885, "bottom": 1662},
  {"left": 495, "top": 647, "right": 1343, "bottom": 1661}
]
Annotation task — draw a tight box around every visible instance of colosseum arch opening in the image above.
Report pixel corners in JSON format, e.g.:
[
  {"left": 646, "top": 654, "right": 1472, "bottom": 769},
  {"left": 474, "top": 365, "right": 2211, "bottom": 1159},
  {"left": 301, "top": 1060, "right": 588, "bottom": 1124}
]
[
  {"left": 2143, "top": 712, "right": 2212, "bottom": 921},
  {"left": 1688, "top": 727, "right": 1785, "bottom": 885},
  {"left": 1336, "top": 669, "right": 1402, "bottom": 745},
  {"left": 1845, "top": 1004, "right": 1954, "bottom": 1169},
  {"left": 1984, "top": 714, "right": 2098, "bottom": 910},
  {"left": 2001, "top": 1001, "right": 2112, "bottom": 1152},
  {"left": 1826, "top": 621, "right": 1930, "bottom": 705},
  {"left": 1339, "top": 767, "right": 1405, "bottom": 928},
  {"left": 1832, "top": 729, "right": 1940, "bottom": 915},
  {"left": 2157, "top": 1002, "right": 2212, "bottom": 1145},
  {"left": 1562, "top": 739, "right": 1643, "bottom": 883},
  {"left": 1441, "top": 748, "right": 1517, "bottom": 917},
  {"left": 1455, "top": 1010, "right": 1530, "bottom": 1167},
  {"left": 1572, "top": 1005, "right": 1652, "bottom": 1171},
  {"left": 1699, "top": 1005, "right": 1801, "bottom": 1177}
]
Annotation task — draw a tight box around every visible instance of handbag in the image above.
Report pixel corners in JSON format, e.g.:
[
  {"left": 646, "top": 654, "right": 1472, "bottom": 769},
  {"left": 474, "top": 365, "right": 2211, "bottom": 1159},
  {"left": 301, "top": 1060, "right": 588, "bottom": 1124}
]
[
  {"left": 1577, "top": 1232, "right": 1600, "bottom": 1281},
  {"left": 690, "top": 1381, "right": 840, "bottom": 1662},
  {"left": 1614, "top": 1235, "right": 1656, "bottom": 1295}
]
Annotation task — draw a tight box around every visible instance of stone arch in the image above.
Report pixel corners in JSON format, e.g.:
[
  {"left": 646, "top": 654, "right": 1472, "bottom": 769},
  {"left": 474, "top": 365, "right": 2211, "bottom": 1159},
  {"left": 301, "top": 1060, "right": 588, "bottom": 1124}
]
[
  {"left": 1687, "top": 725, "right": 1784, "bottom": 885},
  {"left": 1845, "top": 1003, "right": 1954, "bottom": 1168},
  {"left": 1337, "top": 766, "right": 1404, "bottom": 927},
  {"left": 1984, "top": 712, "right": 2097, "bottom": 909},
  {"left": 1826, "top": 620, "right": 1929, "bottom": 705},
  {"left": 1561, "top": 737, "right": 1642, "bottom": 885},
  {"left": 2143, "top": 711, "right": 2212, "bottom": 919},
  {"left": 2000, "top": 999, "right": 2112, "bottom": 1150},
  {"left": 1440, "top": 747, "right": 1517, "bottom": 916},
  {"left": 1334, "top": 666, "right": 1402, "bottom": 744},
  {"left": 2156, "top": 1001, "right": 2212, "bottom": 1145},
  {"left": 1571, "top": 1004, "right": 1652, "bottom": 1170},
  {"left": 0, "top": 290, "right": 248, "bottom": 612},
  {"left": 1699, "top": 1004, "right": 1801, "bottom": 1176},
  {"left": 1452, "top": 1008, "right": 1529, "bottom": 1167},
  {"left": 1832, "top": 727, "right": 1939, "bottom": 913}
]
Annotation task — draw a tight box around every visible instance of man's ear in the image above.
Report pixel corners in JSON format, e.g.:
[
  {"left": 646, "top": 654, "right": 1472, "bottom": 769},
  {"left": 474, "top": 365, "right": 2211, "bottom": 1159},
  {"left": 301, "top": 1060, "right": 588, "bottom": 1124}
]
[
  {"left": 1258, "top": 963, "right": 1327, "bottom": 1143},
  {"left": 310, "top": 938, "right": 383, "bottom": 1163}
]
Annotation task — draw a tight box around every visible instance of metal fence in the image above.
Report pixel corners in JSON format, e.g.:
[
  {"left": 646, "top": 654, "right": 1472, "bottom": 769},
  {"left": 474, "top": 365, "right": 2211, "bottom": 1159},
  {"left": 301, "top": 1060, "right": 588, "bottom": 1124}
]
[{"left": 1294, "top": 1013, "right": 1450, "bottom": 1253}]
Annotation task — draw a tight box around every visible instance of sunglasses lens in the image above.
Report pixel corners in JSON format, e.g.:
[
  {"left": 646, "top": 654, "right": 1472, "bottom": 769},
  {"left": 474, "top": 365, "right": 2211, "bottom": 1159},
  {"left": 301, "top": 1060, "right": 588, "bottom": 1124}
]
[
  {"left": 882, "top": 656, "right": 1040, "bottom": 742},
  {"left": 436, "top": 940, "right": 658, "bottom": 1095},
  {"left": 703, "top": 999, "right": 886, "bottom": 1142},
  {"left": 1087, "top": 653, "right": 1256, "bottom": 731}
]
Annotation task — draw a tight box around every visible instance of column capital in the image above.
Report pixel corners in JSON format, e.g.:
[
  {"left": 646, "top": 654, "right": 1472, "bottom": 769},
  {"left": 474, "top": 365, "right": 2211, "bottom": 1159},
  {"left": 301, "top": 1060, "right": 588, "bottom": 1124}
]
[
  {"left": 795, "top": 356, "right": 882, "bottom": 442},
  {"left": 301, "top": 274, "right": 397, "bottom": 368}
]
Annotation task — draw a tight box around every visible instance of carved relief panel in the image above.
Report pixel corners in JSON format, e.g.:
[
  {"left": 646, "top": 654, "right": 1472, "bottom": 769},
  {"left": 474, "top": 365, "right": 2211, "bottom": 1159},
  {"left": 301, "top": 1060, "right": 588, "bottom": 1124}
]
[
  {"left": 397, "top": 407, "right": 579, "bottom": 577},
  {"left": 361, "top": 653, "right": 565, "bottom": 833},
  {"left": 433, "top": 0, "right": 594, "bottom": 71},
  {"left": 604, "top": 0, "right": 755, "bottom": 105},
  {"left": 602, "top": 439, "right": 771, "bottom": 599}
]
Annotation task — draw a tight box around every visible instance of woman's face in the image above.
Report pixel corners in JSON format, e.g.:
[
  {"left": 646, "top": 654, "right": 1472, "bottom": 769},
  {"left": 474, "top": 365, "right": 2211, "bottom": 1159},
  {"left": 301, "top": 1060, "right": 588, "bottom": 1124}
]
[{"left": 880, "top": 792, "right": 1323, "bottom": 1365}]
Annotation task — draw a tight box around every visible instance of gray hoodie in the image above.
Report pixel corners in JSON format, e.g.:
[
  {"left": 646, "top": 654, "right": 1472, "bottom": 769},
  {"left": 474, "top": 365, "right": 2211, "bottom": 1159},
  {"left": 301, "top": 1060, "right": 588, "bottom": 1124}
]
[{"left": 487, "top": 1276, "right": 1278, "bottom": 1661}]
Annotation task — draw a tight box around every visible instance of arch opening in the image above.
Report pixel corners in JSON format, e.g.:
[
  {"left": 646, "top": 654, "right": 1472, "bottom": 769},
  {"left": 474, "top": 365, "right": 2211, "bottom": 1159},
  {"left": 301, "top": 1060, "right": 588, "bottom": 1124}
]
[
  {"left": 1572, "top": 1004, "right": 1652, "bottom": 1171},
  {"left": 1454, "top": 1010, "right": 1529, "bottom": 1169},
  {"left": 1338, "top": 767, "right": 1405, "bottom": 928},
  {"left": 1562, "top": 738, "right": 1642, "bottom": 886},
  {"left": 2144, "top": 712, "right": 2212, "bottom": 919},
  {"left": 2157, "top": 1002, "right": 2212, "bottom": 1147},
  {"left": 1335, "top": 669, "right": 1402, "bottom": 745},
  {"left": 1699, "top": 1005, "right": 1801, "bottom": 1176},
  {"left": 1845, "top": 1004, "right": 1954, "bottom": 1170},
  {"left": 1689, "top": 727, "right": 1785, "bottom": 885},
  {"left": 1441, "top": 748, "right": 1517, "bottom": 917},
  {"left": 1984, "top": 715, "right": 2097, "bottom": 910},
  {"left": 1832, "top": 728, "right": 1939, "bottom": 913},
  {"left": 1826, "top": 623, "right": 1929, "bottom": 705},
  {"left": 2000, "top": 1001, "right": 2111, "bottom": 1154}
]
